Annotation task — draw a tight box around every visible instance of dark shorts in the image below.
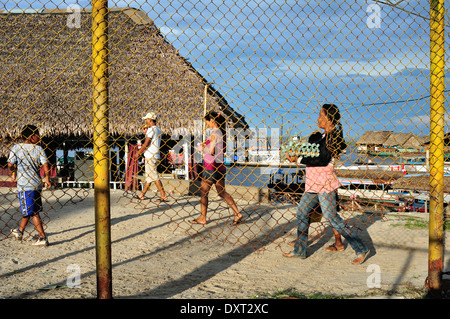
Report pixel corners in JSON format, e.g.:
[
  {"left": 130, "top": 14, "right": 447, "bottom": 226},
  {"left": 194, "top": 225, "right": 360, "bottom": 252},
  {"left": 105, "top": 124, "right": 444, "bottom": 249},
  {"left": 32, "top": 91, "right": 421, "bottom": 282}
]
[
  {"left": 18, "top": 190, "right": 42, "bottom": 217},
  {"left": 202, "top": 169, "right": 226, "bottom": 183}
]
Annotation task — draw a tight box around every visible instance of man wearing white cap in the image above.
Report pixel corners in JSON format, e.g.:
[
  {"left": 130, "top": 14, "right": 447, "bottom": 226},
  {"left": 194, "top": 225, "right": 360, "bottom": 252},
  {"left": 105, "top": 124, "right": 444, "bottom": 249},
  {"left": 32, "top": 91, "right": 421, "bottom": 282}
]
[{"left": 134, "top": 112, "right": 168, "bottom": 203}]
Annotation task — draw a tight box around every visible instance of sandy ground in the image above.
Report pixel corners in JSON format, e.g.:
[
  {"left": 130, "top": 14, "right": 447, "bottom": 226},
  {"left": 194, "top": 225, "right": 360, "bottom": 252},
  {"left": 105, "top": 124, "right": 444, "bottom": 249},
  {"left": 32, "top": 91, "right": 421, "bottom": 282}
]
[{"left": 0, "top": 187, "right": 448, "bottom": 300}]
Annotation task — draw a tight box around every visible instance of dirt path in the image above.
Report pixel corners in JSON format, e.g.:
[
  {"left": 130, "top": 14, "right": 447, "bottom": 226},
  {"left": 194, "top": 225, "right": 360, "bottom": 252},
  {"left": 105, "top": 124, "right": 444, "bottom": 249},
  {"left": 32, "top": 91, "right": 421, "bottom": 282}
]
[{"left": 0, "top": 189, "right": 447, "bottom": 299}]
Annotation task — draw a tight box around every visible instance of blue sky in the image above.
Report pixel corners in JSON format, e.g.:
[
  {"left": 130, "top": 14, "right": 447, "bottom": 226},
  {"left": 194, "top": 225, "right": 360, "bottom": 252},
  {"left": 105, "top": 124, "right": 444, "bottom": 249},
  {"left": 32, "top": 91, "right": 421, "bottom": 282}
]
[
  {"left": 5, "top": 0, "right": 446, "bottom": 139},
  {"left": 132, "top": 0, "right": 443, "bottom": 139}
]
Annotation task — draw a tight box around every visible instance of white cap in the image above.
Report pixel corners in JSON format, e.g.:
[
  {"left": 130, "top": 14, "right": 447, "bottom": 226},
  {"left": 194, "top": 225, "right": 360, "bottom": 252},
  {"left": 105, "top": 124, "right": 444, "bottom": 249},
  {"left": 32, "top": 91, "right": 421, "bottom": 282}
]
[{"left": 142, "top": 112, "right": 157, "bottom": 120}]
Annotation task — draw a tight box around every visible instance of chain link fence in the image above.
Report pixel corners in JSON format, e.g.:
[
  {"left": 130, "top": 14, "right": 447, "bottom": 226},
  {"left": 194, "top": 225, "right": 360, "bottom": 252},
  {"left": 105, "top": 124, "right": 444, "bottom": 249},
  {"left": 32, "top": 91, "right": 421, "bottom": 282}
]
[{"left": 0, "top": 1, "right": 446, "bottom": 273}]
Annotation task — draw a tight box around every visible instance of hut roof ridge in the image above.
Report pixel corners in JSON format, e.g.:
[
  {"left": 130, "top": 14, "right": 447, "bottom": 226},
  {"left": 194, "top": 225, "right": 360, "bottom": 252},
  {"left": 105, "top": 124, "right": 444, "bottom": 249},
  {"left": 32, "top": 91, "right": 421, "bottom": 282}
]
[{"left": 0, "top": 7, "right": 247, "bottom": 141}]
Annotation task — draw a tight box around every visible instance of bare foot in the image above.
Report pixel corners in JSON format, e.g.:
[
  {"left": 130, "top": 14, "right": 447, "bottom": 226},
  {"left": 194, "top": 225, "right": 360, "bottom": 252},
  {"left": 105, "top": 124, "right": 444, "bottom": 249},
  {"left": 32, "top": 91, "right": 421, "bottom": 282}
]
[
  {"left": 190, "top": 218, "right": 206, "bottom": 225},
  {"left": 231, "top": 213, "right": 243, "bottom": 226}
]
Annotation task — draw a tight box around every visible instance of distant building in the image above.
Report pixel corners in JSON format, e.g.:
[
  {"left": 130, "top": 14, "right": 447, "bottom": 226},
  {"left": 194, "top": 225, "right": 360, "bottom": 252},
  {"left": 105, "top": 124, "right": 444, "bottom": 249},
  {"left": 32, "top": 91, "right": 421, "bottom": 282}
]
[
  {"left": 355, "top": 131, "right": 392, "bottom": 153},
  {"left": 356, "top": 131, "right": 428, "bottom": 155}
]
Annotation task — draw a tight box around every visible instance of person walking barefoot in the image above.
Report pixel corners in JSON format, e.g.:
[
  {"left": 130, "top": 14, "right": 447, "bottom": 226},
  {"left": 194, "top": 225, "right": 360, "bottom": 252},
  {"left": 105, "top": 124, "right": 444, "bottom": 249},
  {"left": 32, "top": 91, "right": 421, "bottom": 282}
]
[{"left": 190, "top": 111, "right": 242, "bottom": 226}]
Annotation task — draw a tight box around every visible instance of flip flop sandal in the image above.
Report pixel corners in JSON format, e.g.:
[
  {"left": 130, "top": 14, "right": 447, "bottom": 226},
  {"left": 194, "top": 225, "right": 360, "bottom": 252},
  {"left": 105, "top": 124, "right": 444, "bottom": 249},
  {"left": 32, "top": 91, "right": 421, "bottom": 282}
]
[
  {"left": 351, "top": 250, "right": 370, "bottom": 265},
  {"left": 282, "top": 251, "right": 306, "bottom": 259},
  {"left": 324, "top": 243, "right": 345, "bottom": 252}
]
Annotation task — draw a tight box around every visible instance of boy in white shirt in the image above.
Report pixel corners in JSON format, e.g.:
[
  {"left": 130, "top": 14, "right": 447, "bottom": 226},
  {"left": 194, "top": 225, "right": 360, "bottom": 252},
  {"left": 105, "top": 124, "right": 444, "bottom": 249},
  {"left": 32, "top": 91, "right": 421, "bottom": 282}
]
[{"left": 134, "top": 112, "right": 168, "bottom": 203}]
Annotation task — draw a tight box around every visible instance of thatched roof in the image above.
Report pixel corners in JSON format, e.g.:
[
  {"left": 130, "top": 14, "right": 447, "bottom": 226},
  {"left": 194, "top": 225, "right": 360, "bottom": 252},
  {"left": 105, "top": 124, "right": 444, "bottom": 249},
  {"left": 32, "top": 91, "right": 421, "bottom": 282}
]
[
  {"left": 0, "top": 7, "right": 247, "bottom": 141},
  {"left": 357, "top": 131, "right": 428, "bottom": 150},
  {"left": 356, "top": 131, "right": 392, "bottom": 145},
  {"left": 335, "top": 168, "right": 404, "bottom": 183},
  {"left": 383, "top": 133, "right": 412, "bottom": 147},
  {"left": 392, "top": 174, "right": 450, "bottom": 193},
  {"left": 402, "top": 134, "right": 428, "bottom": 149}
]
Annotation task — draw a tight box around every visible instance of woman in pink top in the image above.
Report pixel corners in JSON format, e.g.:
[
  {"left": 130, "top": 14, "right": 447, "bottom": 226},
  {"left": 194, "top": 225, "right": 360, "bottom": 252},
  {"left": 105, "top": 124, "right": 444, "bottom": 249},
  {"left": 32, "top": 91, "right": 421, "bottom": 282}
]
[
  {"left": 283, "top": 104, "right": 369, "bottom": 265},
  {"left": 191, "top": 111, "right": 242, "bottom": 226}
]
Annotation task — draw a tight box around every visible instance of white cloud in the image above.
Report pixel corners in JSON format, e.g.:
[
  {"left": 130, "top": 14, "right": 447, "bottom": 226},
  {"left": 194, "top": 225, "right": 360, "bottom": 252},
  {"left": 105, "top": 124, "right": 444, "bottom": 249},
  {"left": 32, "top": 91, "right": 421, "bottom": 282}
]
[{"left": 277, "top": 50, "right": 428, "bottom": 79}]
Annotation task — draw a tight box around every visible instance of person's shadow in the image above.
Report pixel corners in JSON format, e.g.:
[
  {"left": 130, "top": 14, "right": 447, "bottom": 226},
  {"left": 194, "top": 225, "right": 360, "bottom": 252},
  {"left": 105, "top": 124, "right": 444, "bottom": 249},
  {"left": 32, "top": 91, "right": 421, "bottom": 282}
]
[
  {"left": 305, "top": 210, "right": 382, "bottom": 258},
  {"left": 283, "top": 196, "right": 382, "bottom": 258}
]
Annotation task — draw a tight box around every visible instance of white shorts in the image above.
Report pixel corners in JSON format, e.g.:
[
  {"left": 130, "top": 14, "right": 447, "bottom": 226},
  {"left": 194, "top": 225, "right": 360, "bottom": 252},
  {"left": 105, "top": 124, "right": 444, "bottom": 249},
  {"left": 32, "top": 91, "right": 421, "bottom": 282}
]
[{"left": 144, "top": 157, "right": 160, "bottom": 183}]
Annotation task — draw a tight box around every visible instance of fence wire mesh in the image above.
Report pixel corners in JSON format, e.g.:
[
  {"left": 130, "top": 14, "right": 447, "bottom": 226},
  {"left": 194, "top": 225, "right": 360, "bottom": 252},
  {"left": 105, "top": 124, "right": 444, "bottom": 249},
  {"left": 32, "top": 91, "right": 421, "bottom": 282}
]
[{"left": 0, "top": 1, "right": 447, "bottom": 257}]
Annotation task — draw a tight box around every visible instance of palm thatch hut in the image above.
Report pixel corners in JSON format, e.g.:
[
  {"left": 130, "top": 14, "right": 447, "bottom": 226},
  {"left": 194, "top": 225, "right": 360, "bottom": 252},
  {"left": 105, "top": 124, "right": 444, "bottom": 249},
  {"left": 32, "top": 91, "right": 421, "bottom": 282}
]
[
  {"left": 355, "top": 131, "right": 392, "bottom": 153},
  {"left": 383, "top": 132, "right": 412, "bottom": 148},
  {"left": 335, "top": 168, "right": 404, "bottom": 184},
  {"left": 402, "top": 134, "right": 428, "bottom": 150},
  {"left": 392, "top": 174, "right": 450, "bottom": 193},
  {"left": 0, "top": 7, "right": 247, "bottom": 174}
]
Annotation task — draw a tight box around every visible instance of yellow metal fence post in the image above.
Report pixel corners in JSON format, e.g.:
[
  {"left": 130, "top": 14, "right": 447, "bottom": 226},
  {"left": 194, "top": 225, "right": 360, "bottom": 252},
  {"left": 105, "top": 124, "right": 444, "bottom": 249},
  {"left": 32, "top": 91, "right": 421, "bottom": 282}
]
[
  {"left": 427, "top": 0, "right": 445, "bottom": 297},
  {"left": 92, "top": 0, "right": 112, "bottom": 299}
]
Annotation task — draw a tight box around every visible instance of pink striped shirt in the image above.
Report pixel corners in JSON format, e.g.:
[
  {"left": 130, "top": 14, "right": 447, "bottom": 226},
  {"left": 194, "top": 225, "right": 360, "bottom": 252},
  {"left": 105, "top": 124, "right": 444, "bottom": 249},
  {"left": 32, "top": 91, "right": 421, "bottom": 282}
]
[{"left": 304, "top": 164, "right": 340, "bottom": 193}]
